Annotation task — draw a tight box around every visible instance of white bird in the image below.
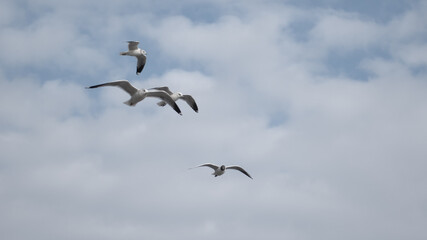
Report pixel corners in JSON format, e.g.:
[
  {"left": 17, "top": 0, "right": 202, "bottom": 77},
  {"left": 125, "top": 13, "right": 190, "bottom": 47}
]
[
  {"left": 86, "top": 80, "right": 182, "bottom": 115},
  {"left": 192, "top": 163, "right": 253, "bottom": 179},
  {"left": 150, "top": 86, "right": 198, "bottom": 113},
  {"left": 120, "top": 41, "right": 147, "bottom": 75}
]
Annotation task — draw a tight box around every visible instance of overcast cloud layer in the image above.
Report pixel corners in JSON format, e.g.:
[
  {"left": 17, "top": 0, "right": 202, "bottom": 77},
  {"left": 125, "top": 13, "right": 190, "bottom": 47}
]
[{"left": 1, "top": 0, "right": 427, "bottom": 239}]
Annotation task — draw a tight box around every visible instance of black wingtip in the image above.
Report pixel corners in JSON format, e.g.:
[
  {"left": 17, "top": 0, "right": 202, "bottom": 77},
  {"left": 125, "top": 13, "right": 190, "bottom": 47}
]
[
  {"left": 172, "top": 105, "right": 182, "bottom": 115},
  {"left": 193, "top": 105, "right": 199, "bottom": 113},
  {"left": 175, "top": 110, "right": 183, "bottom": 115},
  {"left": 137, "top": 65, "right": 144, "bottom": 75}
]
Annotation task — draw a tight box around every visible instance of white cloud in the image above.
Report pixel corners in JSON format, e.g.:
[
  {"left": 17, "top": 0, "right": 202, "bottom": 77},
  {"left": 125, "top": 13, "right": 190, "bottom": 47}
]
[
  {"left": 1, "top": 1, "right": 427, "bottom": 240},
  {"left": 0, "top": 18, "right": 113, "bottom": 77},
  {"left": 385, "top": 2, "right": 427, "bottom": 42},
  {"left": 308, "top": 11, "right": 383, "bottom": 51},
  {"left": 0, "top": 1, "right": 23, "bottom": 27},
  {"left": 394, "top": 43, "right": 427, "bottom": 67}
]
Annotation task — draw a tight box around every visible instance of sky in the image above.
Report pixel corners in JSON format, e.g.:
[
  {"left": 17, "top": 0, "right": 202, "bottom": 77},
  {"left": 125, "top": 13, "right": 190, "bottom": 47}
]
[{"left": 1, "top": 0, "right": 427, "bottom": 239}]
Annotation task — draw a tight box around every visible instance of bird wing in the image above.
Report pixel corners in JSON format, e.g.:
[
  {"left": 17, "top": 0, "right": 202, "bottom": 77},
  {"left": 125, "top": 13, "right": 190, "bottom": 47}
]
[
  {"left": 136, "top": 55, "right": 146, "bottom": 75},
  {"left": 149, "top": 86, "right": 173, "bottom": 95},
  {"left": 181, "top": 95, "right": 198, "bottom": 113},
  {"left": 195, "top": 163, "right": 219, "bottom": 170},
  {"left": 145, "top": 90, "right": 182, "bottom": 115},
  {"left": 86, "top": 80, "right": 138, "bottom": 96},
  {"left": 127, "top": 41, "right": 139, "bottom": 51},
  {"left": 226, "top": 166, "right": 253, "bottom": 179}
]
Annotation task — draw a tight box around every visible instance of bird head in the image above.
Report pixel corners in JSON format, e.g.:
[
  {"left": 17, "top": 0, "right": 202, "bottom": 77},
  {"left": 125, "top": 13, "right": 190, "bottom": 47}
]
[{"left": 220, "top": 165, "right": 226, "bottom": 171}]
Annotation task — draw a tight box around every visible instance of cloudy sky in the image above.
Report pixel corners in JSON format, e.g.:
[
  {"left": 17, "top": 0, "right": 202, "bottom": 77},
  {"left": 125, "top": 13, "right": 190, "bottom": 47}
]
[{"left": 1, "top": 0, "right": 427, "bottom": 239}]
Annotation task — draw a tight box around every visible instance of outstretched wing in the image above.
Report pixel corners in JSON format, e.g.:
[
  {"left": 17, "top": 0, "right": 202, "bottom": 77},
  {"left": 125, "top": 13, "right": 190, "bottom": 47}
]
[
  {"left": 86, "top": 80, "right": 138, "bottom": 96},
  {"left": 181, "top": 95, "right": 198, "bottom": 113},
  {"left": 136, "top": 55, "right": 146, "bottom": 75},
  {"left": 127, "top": 41, "right": 139, "bottom": 51},
  {"left": 194, "top": 163, "right": 219, "bottom": 170},
  {"left": 145, "top": 90, "right": 182, "bottom": 115},
  {"left": 149, "top": 86, "right": 173, "bottom": 95},
  {"left": 226, "top": 166, "right": 253, "bottom": 179}
]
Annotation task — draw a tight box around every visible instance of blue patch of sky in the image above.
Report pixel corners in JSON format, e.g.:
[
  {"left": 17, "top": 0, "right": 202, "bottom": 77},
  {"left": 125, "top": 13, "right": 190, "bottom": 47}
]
[
  {"left": 286, "top": 18, "right": 316, "bottom": 42},
  {"left": 287, "top": 0, "right": 419, "bottom": 22},
  {"left": 323, "top": 47, "right": 391, "bottom": 81},
  {"left": 112, "top": 1, "right": 226, "bottom": 24},
  {"left": 285, "top": 17, "right": 388, "bottom": 81},
  {"left": 128, "top": 39, "right": 210, "bottom": 79},
  {"left": 2, "top": 1, "right": 50, "bottom": 28},
  {"left": 409, "top": 65, "right": 427, "bottom": 77},
  {"left": 180, "top": 2, "right": 225, "bottom": 24},
  {"left": 268, "top": 111, "right": 289, "bottom": 127}
]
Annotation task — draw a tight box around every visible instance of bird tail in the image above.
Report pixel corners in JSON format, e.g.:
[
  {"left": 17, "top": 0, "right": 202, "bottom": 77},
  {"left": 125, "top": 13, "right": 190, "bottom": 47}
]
[
  {"left": 157, "top": 101, "right": 167, "bottom": 107},
  {"left": 123, "top": 100, "right": 135, "bottom": 106}
]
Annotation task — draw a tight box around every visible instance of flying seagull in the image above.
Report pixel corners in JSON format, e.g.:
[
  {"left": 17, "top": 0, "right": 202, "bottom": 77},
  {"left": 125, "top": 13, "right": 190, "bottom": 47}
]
[
  {"left": 150, "top": 86, "right": 198, "bottom": 113},
  {"left": 120, "top": 41, "right": 147, "bottom": 75},
  {"left": 86, "top": 80, "right": 182, "bottom": 115},
  {"left": 191, "top": 163, "right": 253, "bottom": 179}
]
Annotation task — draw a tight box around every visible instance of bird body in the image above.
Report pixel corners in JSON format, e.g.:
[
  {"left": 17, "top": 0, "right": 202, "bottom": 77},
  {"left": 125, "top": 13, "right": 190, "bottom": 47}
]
[
  {"left": 86, "top": 80, "right": 182, "bottom": 115},
  {"left": 192, "top": 163, "right": 252, "bottom": 179},
  {"left": 122, "top": 89, "right": 149, "bottom": 106},
  {"left": 120, "top": 41, "right": 147, "bottom": 75},
  {"left": 120, "top": 48, "right": 145, "bottom": 57},
  {"left": 150, "top": 87, "right": 198, "bottom": 113}
]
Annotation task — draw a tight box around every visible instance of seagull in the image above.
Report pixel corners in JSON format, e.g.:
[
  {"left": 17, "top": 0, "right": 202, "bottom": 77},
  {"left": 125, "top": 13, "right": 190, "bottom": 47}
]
[
  {"left": 150, "top": 86, "right": 198, "bottom": 113},
  {"left": 86, "top": 80, "right": 182, "bottom": 115},
  {"left": 192, "top": 163, "right": 253, "bottom": 179},
  {"left": 120, "top": 41, "right": 147, "bottom": 75}
]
